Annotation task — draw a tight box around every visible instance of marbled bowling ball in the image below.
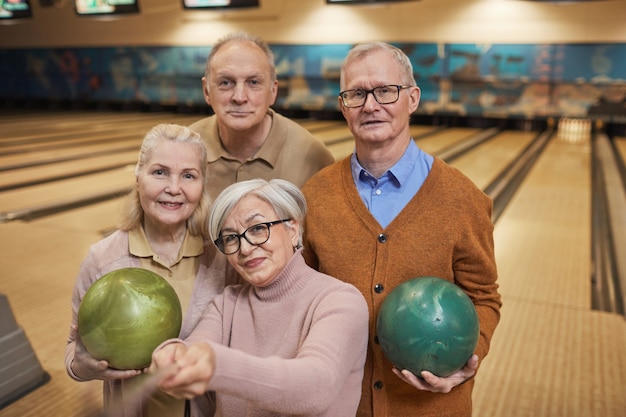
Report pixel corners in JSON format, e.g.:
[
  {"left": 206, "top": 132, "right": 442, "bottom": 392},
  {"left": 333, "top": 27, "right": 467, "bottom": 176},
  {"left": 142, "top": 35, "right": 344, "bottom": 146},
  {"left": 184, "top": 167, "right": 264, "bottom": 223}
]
[
  {"left": 78, "top": 268, "right": 182, "bottom": 370},
  {"left": 376, "top": 276, "right": 479, "bottom": 377}
]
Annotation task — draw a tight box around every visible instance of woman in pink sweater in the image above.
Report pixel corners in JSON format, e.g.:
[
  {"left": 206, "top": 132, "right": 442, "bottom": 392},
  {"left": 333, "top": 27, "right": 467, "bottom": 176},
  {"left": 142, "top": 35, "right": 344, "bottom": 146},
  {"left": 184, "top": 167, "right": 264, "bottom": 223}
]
[{"left": 151, "top": 178, "right": 370, "bottom": 417}]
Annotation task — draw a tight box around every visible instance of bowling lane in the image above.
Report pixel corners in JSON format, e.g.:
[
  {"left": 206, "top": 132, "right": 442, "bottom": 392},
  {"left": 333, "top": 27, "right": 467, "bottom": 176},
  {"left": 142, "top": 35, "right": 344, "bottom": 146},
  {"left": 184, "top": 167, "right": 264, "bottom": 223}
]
[
  {"left": 448, "top": 130, "right": 537, "bottom": 190},
  {"left": 296, "top": 119, "right": 345, "bottom": 131},
  {"left": 0, "top": 220, "right": 107, "bottom": 417},
  {"left": 0, "top": 111, "right": 189, "bottom": 143},
  {"left": 410, "top": 124, "right": 441, "bottom": 138},
  {"left": 0, "top": 137, "right": 143, "bottom": 169},
  {"left": 311, "top": 124, "right": 353, "bottom": 145},
  {"left": 1, "top": 129, "right": 147, "bottom": 156},
  {"left": 0, "top": 151, "right": 138, "bottom": 191},
  {"left": 32, "top": 197, "right": 127, "bottom": 235},
  {"left": 494, "top": 133, "right": 591, "bottom": 307},
  {"left": 473, "top": 134, "right": 626, "bottom": 417},
  {"left": 0, "top": 166, "right": 135, "bottom": 214},
  {"left": 416, "top": 127, "right": 483, "bottom": 155},
  {"left": 326, "top": 139, "right": 355, "bottom": 160}
]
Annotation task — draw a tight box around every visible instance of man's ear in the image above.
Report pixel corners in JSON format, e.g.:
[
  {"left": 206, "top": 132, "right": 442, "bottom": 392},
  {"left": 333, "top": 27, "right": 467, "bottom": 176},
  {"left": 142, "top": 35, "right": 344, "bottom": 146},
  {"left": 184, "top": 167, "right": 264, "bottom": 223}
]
[
  {"left": 409, "top": 86, "right": 421, "bottom": 114},
  {"left": 202, "top": 76, "right": 211, "bottom": 106},
  {"left": 269, "top": 79, "right": 279, "bottom": 105}
]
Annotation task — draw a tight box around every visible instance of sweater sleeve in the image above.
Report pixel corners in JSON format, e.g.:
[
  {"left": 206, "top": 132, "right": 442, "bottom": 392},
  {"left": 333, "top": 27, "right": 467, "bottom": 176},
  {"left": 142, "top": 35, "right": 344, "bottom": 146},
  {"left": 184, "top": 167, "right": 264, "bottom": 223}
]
[
  {"left": 65, "top": 248, "right": 99, "bottom": 380},
  {"left": 455, "top": 191, "right": 501, "bottom": 362},
  {"left": 64, "top": 232, "right": 137, "bottom": 380},
  {"left": 194, "top": 285, "right": 369, "bottom": 415}
]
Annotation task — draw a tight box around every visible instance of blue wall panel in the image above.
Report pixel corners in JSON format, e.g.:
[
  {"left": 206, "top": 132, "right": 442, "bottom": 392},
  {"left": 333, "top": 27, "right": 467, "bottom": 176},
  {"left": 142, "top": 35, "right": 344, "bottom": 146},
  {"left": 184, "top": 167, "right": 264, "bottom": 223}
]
[{"left": 1, "top": 42, "right": 624, "bottom": 119}]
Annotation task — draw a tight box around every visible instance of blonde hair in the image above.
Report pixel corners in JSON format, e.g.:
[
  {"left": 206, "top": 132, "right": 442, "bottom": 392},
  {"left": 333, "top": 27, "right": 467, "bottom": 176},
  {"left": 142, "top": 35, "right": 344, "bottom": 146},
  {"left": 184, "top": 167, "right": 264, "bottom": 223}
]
[{"left": 119, "top": 123, "right": 210, "bottom": 237}]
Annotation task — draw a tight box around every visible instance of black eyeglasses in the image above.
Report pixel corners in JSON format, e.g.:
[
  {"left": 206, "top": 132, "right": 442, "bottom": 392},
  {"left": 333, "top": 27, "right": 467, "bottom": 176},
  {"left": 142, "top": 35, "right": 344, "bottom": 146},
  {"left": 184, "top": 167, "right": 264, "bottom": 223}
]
[
  {"left": 214, "top": 219, "right": 292, "bottom": 255},
  {"left": 339, "top": 85, "right": 412, "bottom": 108}
]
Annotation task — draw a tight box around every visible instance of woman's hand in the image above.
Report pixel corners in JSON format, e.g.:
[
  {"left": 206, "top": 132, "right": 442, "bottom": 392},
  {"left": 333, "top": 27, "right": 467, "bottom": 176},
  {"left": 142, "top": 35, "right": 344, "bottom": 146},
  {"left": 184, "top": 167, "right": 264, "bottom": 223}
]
[
  {"left": 392, "top": 354, "right": 479, "bottom": 394},
  {"left": 69, "top": 325, "right": 141, "bottom": 381},
  {"left": 151, "top": 342, "right": 216, "bottom": 399}
]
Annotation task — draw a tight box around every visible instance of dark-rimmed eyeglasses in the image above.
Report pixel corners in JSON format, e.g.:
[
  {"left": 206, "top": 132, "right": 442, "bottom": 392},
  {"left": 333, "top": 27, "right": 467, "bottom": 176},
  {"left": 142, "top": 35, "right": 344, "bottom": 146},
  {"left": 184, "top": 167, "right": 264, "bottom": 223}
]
[
  {"left": 339, "top": 85, "right": 412, "bottom": 108},
  {"left": 214, "top": 219, "right": 292, "bottom": 255}
]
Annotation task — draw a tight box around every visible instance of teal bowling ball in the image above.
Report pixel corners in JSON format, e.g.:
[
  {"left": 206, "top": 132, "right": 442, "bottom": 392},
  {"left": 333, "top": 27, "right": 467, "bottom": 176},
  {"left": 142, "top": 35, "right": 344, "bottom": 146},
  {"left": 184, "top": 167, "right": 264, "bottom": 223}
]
[
  {"left": 376, "top": 276, "right": 479, "bottom": 377},
  {"left": 78, "top": 268, "right": 182, "bottom": 370}
]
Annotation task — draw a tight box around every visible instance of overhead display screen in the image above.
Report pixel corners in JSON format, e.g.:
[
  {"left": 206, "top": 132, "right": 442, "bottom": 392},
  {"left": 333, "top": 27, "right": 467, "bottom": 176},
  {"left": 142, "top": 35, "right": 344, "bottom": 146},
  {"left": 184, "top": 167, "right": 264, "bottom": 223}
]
[
  {"left": 182, "top": 0, "right": 259, "bottom": 10},
  {"left": 74, "top": 0, "right": 139, "bottom": 16},
  {"left": 0, "top": 0, "right": 32, "bottom": 19}
]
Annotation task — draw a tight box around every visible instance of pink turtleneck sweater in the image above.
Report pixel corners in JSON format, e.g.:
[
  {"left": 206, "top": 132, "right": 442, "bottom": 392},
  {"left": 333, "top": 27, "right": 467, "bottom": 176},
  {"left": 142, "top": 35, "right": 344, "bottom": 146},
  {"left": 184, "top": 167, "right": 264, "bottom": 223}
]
[{"left": 173, "top": 250, "right": 369, "bottom": 417}]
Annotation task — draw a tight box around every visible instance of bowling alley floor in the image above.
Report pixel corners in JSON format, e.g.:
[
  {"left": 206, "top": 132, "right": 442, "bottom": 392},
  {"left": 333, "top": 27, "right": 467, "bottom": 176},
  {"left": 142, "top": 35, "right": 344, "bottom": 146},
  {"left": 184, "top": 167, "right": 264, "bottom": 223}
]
[
  {"left": 0, "top": 109, "right": 625, "bottom": 417},
  {"left": 471, "top": 132, "right": 626, "bottom": 417}
]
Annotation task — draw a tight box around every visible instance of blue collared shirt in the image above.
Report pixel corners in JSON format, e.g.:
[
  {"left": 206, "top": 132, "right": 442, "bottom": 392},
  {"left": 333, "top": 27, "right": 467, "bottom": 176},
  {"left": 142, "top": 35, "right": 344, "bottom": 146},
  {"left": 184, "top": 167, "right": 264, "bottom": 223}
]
[{"left": 351, "top": 140, "right": 434, "bottom": 228}]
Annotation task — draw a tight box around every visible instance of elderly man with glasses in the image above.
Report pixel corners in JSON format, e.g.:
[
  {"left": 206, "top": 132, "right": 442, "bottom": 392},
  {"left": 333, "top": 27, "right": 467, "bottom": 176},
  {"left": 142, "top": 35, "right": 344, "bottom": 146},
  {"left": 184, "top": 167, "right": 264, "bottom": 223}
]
[{"left": 301, "top": 42, "right": 502, "bottom": 417}]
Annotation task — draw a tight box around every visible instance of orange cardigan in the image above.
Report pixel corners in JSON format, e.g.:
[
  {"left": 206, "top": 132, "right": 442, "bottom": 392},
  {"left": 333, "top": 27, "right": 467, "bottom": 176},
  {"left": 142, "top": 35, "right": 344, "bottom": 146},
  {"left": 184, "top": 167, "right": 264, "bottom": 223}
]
[{"left": 302, "top": 156, "right": 502, "bottom": 417}]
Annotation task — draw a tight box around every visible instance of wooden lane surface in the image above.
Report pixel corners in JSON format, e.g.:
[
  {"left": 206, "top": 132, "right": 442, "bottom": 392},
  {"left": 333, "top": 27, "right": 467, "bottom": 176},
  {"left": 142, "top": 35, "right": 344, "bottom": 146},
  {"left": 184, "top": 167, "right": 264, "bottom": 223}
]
[
  {"left": 0, "top": 113, "right": 200, "bottom": 167},
  {"left": 449, "top": 130, "right": 537, "bottom": 190},
  {"left": 32, "top": 198, "right": 128, "bottom": 236},
  {"left": 0, "top": 111, "right": 191, "bottom": 140},
  {"left": 0, "top": 167, "right": 135, "bottom": 213},
  {"left": 0, "top": 221, "right": 106, "bottom": 417},
  {"left": 0, "top": 151, "right": 139, "bottom": 191},
  {"left": 1, "top": 130, "right": 145, "bottom": 157},
  {"left": 416, "top": 127, "right": 482, "bottom": 155},
  {"left": 310, "top": 124, "right": 353, "bottom": 145},
  {"left": 473, "top": 134, "right": 626, "bottom": 416},
  {"left": 295, "top": 119, "right": 345, "bottom": 132},
  {"left": 0, "top": 139, "right": 142, "bottom": 171}
]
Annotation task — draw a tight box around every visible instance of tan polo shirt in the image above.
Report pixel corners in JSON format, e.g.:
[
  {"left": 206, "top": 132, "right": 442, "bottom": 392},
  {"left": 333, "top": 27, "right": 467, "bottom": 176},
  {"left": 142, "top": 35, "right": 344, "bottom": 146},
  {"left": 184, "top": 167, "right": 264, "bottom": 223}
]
[
  {"left": 189, "top": 109, "right": 335, "bottom": 201},
  {"left": 129, "top": 227, "right": 202, "bottom": 325},
  {"left": 128, "top": 227, "right": 204, "bottom": 417}
]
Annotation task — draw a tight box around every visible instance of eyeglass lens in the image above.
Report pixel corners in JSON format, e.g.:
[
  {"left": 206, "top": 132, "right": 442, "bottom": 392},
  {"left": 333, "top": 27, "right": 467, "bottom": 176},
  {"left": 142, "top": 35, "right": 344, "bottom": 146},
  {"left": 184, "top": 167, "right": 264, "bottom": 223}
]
[
  {"left": 215, "top": 219, "right": 291, "bottom": 255},
  {"left": 220, "top": 224, "right": 270, "bottom": 254},
  {"left": 341, "top": 85, "right": 402, "bottom": 107}
]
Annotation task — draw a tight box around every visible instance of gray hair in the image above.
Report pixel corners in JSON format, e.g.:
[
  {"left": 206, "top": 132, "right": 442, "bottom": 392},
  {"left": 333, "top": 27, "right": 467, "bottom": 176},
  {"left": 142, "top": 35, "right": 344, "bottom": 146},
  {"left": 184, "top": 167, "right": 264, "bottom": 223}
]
[
  {"left": 208, "top": 179, "right": 306, "bottom": 247},
  {"left": 205, "top": 31, "right": 276, "bottom": 81},
  {"left": 119, "top": 123, "right": 210, "bottom": 236},
  {"left": 340, "top": 42, "right": 416, "bottom": 90}
]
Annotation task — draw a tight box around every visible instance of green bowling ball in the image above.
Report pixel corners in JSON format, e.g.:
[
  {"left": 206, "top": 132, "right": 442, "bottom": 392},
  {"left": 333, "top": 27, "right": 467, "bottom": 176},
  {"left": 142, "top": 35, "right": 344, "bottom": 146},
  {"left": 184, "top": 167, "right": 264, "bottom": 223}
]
[
  {"left": 78, "top": 267, "right": 182, "bottom": 370},
  {"left": 376, "top": 276, "right": 479, "bottom": 377}
]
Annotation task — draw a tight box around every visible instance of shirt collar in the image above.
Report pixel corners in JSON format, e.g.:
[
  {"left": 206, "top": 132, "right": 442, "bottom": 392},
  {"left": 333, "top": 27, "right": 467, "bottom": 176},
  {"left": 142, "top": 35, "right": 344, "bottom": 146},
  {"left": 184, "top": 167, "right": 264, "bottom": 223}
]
[
  {"left": 207, "top": 109, "right": 282, "bottom": 168},
  {"left": 351, "top": 140, "right": 420, "bottom": 187},
  {"left": 129, "top": 225, "right": 204, "bottom": 259}
]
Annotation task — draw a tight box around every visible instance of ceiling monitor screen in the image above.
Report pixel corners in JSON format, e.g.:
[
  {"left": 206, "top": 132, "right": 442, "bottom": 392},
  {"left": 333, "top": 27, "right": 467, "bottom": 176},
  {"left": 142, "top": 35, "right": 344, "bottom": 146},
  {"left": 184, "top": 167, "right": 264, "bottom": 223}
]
[
  {"left": 182, "top": 0, "right": 260, "bottom": 10},
  {"left": 327, "top": 0, "right": 418, "bottom": 3},
  {"left": 74, "top": 0, "right": 139, "bottom": 16},
  {"left": 0, "top": 0, "right": 33, "bottom": 19}
]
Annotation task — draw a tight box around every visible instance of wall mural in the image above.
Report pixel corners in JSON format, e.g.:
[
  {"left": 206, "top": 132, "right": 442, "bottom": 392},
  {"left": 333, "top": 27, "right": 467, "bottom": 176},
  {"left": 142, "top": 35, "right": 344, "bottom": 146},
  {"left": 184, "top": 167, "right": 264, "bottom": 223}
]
[{"left": 1, "top": 42, "right": 624, "bottom": 120}]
